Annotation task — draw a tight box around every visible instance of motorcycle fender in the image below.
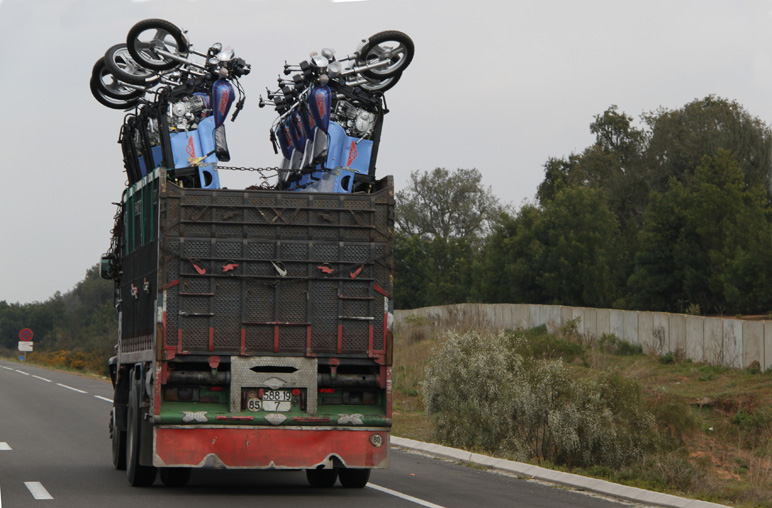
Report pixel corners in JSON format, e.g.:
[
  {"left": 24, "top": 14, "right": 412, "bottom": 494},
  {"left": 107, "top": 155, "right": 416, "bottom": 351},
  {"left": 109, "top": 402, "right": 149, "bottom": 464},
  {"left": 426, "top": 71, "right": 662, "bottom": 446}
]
[
  {"left": 325, "top": 122, "right": 372, "bottom": 173},
  {"left": 169, "top": 130, "right": 203, "bottom": 169}
]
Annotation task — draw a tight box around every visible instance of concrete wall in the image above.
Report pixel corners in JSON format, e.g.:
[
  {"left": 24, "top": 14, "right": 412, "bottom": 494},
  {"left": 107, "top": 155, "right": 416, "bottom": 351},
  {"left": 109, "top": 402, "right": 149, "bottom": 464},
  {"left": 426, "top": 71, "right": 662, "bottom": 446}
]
[{"left": 395, "top": 303, "right": 769, "bottom": 369}]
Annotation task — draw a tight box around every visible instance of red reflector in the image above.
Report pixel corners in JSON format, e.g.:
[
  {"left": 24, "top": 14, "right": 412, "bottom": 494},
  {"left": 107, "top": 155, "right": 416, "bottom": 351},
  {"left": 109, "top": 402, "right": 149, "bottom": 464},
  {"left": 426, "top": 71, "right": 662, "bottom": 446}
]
[
  {"left": 292, "top": 388, "right": 301, "bottom": 396},
  {"left": 210, "top": 386, "right": 224, "bottom": 392},
  {"left": 319, "top": 388, "right": 335, "bottom": 394}
]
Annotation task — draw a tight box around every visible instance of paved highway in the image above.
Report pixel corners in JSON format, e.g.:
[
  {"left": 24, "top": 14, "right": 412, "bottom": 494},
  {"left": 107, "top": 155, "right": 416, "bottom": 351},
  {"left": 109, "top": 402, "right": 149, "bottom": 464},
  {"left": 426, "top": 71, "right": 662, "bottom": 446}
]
[{"left": 0, "top": 359, "right": 638, "bottom": 508}]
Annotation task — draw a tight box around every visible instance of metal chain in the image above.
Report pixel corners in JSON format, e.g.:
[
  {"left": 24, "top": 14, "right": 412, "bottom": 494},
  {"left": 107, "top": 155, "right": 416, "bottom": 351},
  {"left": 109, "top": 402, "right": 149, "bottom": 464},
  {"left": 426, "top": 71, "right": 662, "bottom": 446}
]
[{"left": 216, "top": 165, "right": 285, "bottom": 173}]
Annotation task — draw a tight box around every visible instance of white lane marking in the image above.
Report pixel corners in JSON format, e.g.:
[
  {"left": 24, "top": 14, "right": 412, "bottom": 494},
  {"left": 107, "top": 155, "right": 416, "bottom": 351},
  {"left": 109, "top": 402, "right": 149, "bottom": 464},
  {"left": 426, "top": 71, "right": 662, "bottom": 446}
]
[
  {"left": 0, "top": 442, "right": 11, "bottom": 450},
  {"left": 1, "top": 366, "right": 13, "bottom": 370},
  {"left": 24, "top": 482, "right": 53, "bottom": 500},
  {"left": 56, "top": 383, "right": 87, "bottom": 394},
  {"left": 14, "top": 370, "right": 30, "bottom": 376},
  {"left": 32, "top": 375, "right": 52, "bottom": 383},
  {"left": 94, "top": 396, "right": 113, "bottom": 403},
  {"left": 368, "top": 483, "right": 447, "bottom": 508}
]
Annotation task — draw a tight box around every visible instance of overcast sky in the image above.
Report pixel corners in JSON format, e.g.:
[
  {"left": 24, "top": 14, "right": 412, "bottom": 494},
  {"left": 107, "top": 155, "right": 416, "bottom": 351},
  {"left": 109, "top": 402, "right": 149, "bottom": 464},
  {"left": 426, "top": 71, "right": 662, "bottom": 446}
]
[{"left": 2, "top": 0, "right": 772, "bottom": 304}]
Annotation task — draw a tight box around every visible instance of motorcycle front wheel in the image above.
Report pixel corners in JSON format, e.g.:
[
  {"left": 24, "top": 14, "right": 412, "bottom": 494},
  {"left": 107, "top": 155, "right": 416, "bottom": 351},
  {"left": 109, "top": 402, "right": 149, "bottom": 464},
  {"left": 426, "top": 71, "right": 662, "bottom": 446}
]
[
  {"left": 90, "top": 58, "right": 142, "bottom": 109},
  {"left": 356, "top": 71, "right": 402, "bottom": 93},
  {"left": 104, "top": 43, "right": 159, "bottom": 86},
  {"left": 90, "top": 74, "right": 140, "bottom": 110},
  {"left": 357, "top": 30, "right": 414, "bottom": 80},
  {"left": 127, "top": 18, "right": 189, "bottom": 71}
]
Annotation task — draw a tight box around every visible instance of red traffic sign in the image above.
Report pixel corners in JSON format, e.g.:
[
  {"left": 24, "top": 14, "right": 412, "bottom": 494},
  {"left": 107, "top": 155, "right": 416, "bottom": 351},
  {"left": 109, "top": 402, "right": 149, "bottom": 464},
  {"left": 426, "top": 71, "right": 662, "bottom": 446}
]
[{"left": 19, "top": 328, "right": 33, "bottom": 341}]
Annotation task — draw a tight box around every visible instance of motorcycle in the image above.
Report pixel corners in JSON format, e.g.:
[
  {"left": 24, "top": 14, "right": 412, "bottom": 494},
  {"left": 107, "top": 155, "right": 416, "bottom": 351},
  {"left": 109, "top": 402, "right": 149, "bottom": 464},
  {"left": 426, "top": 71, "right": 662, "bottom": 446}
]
[
  {"left": 260, "top": 31, "right": 414, "bottom": 193},
  {"left": 90, "top": 19, "right": 251, "bottom": 189}
]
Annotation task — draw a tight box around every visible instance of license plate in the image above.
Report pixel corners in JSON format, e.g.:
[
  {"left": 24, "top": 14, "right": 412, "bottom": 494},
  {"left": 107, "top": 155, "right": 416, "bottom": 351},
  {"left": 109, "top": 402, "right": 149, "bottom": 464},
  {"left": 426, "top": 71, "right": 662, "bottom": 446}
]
[{"left": 247, "top": 389, "right": 292, "bottom": 412}]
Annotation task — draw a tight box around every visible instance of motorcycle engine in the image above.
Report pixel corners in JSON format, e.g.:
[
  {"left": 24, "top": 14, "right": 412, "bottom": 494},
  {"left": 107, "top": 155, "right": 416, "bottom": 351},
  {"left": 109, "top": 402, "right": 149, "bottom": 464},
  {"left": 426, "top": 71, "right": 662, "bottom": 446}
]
[
  {"left": 335, "top": 100, "right": 376, "bottom": 138},
  {"left": 169, "top": 94, "right": 211, "bottom": 131}
]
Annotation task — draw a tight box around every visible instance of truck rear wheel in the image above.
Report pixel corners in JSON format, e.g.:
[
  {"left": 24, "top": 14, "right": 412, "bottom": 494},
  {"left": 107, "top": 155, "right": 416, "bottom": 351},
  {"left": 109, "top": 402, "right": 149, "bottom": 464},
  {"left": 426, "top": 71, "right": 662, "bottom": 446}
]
[
  {"left": 306, "top": 468, "right": 338, "bottom": 488},
  {"left": 126, "top": 378, "right": 157, "bottom": 486},
  {"left": 110, "top": 407, "right": 126, "bottom": 470},
  {"left": 338, "top": 468, "right": 371, "bottom": 488}
]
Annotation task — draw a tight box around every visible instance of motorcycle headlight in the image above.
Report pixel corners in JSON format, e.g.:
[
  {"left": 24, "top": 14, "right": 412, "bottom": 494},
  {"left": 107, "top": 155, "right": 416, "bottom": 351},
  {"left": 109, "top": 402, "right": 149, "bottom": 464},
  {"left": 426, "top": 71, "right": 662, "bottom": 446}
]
[
  {"left": 217, "top": 46, "right": 235, "bottom": 63},
  {"left": 311, "top": 54, "right": 329, "bottom": 70},
  {"left": 327, "top": 61, "right": 342, "bottom": 79}
]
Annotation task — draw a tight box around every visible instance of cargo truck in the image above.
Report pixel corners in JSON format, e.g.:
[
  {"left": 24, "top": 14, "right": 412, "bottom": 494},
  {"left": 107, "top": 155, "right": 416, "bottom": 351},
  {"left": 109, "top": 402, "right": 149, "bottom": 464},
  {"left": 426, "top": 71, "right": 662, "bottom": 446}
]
[{"left": 102, "top": 167, "right": 394, "bottom": 488}]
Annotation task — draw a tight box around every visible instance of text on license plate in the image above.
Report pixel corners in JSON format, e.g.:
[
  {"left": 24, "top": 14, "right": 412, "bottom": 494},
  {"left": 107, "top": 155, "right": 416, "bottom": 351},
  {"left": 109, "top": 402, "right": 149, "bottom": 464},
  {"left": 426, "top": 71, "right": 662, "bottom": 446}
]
[{"left": 247, "top": 389, "right": 292, "bottom": 412}]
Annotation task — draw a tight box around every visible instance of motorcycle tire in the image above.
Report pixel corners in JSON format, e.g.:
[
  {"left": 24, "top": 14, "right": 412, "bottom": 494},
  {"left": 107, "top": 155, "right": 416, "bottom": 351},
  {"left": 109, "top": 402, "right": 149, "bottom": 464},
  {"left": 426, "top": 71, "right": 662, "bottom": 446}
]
[
  {"left": 357, "top": 71, "right": 402, "bottom": 93},
  {"left": 91, "top": 58, "right": 144, "bottom": 100},
  {"left": 127, "top": 18, "right": 189, "bottom": 71},
  {"left": 104, "top": 43, "right": 160, "bottom": 86},
  {"left": 357, "top": 30, "right": 414, "bottom": 80},
  {"left": 90, "top": 75, "right": 140, "bottom": 110},
  {"left": 90, "top": 59, "right": 142, "bottom": 110}
]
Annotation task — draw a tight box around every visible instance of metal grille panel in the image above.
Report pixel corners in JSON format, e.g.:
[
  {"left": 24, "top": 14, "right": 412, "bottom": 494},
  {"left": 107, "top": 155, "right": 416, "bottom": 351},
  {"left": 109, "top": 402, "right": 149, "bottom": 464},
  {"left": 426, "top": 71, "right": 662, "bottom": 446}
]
[
  {"left": 245, "top": 325, "right": 274, "bottom": 351},
  {"left": 179, "top": 316, "right": 210, "bottom": 350},
  {"left": 342, "top": 321, "right": 369, "bottom": 352},
  {"left": 159, "top": 176, "right": 393, "bottom": 358}
]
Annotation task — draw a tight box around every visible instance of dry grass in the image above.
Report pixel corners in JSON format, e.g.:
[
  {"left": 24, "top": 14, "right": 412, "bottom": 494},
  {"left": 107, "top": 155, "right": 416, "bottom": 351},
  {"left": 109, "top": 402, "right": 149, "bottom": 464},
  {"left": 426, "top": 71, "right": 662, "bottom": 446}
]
[{"left": 391, "top": 312, "right": 772, "bottom": 508}]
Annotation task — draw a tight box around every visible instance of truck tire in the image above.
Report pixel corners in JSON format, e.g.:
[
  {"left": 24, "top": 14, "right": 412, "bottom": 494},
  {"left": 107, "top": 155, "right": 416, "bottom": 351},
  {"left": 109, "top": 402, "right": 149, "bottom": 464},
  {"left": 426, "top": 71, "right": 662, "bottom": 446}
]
[
  {"left": 338, "top": 468, "right": 371, "bottom": 488},
  {"left": 110, "top": 407, "right": 127, "bottom": 470},
  {"left": 126, "top": 378, "right": 157, "bottom": 486},
  {"left": 160, "top": 468, "right": 191, "bottom": 487},
  {"left": 306, "top": 468, "right": 338, "bottom": 488}
]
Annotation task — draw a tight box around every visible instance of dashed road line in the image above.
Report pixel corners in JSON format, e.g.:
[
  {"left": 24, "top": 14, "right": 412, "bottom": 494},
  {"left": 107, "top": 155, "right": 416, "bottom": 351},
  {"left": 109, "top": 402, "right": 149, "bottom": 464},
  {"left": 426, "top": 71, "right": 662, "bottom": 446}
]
[
  {"left": 368, "top": 483, "right": 447, "bottom": 508},
  {"left": 32, "top": 375, "right": 52, "bottom": 383},
  {"left": 56, "top": 383, "right": 87, "bottom": 394},
  {"left": 1, "top": 365, "right": 13, "bottom": 370},
  {"left": 14, "top": 370, "right": 30, "bottom": 376},
  {"left": 0, "top": 442, "right": 11, "bottom": 451},
  {"left": 94, "top": 396, "right": 113, "bottom": 403},
  {"left": 24, "top": 482, "right": 53, "bottom": 500}
]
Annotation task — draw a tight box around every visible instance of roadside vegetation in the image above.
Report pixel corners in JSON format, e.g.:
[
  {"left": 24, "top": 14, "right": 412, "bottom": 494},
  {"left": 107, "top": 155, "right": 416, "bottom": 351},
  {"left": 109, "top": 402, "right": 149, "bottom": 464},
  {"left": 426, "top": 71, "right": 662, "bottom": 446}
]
[
  {"left": 0, "top": 265, "right": 115, "bottom": 377},
  {"left": 393, "top": 314, "right": 772, "bottom": 508}
]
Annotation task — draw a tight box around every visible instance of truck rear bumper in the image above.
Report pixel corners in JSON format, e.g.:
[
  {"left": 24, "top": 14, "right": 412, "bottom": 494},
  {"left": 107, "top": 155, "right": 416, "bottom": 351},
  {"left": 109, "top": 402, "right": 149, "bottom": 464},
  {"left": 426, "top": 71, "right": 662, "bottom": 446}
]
[{"left": 153, "top": 426, "right": 389, "bottom": 469}]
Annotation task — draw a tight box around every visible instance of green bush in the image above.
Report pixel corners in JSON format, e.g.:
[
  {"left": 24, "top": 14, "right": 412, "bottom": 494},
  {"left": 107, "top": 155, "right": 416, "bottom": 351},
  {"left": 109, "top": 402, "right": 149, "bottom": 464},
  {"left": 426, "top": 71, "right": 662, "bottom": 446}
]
[
  {"left": 647, "top": 389, "right": 699, "bottom": 446},
  {"left": 514, "top": 329, "right": 586, "bottom": 363},
  {"left": 599, "top": 333, "right": 644, "bottom": 356},
  {"left": 423, "top": 331, "right": 658, "bottom": 468}
]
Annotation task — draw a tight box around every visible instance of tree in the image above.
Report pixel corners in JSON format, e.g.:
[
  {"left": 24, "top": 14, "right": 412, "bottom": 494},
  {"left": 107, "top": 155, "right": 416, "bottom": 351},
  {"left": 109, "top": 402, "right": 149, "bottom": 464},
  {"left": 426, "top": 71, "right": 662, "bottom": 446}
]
[
  {"left": 538, "top": 187, "right": 621, "bottom": 307},
  {"left": 396, "top": 168, "right": 502, "bottom": 242},
  {"left": 643, "top": 95, "right": 772, "bottom": 193},
  {"left": 473, "top": 206, "right": 547, "bottom": 304},
  {"left": 477, "top": 187, "right": 621, "bottom": 308},
  {"left": 629, "top": 149, "right": 772, "bottom": 314},
  {"left": 394, "top": 168, "right": 505, "bottom": 309},
  {"left": 532, "top": 97, "right": 772, "bottom": 313}
]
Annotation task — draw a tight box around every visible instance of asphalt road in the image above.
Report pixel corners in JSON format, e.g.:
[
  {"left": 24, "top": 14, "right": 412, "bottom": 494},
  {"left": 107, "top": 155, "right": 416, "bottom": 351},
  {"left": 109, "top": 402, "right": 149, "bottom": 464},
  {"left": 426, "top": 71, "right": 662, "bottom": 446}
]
[{"left": 0, "top": 359, "right": 638, "bottom": 508}]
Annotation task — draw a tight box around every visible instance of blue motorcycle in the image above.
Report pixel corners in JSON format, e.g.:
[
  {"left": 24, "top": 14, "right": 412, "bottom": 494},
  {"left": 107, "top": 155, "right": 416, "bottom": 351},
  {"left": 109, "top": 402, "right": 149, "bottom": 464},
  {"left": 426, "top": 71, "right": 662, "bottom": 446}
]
[{"left": 262, "top": 31, "right": 414, "bottom": 194}]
